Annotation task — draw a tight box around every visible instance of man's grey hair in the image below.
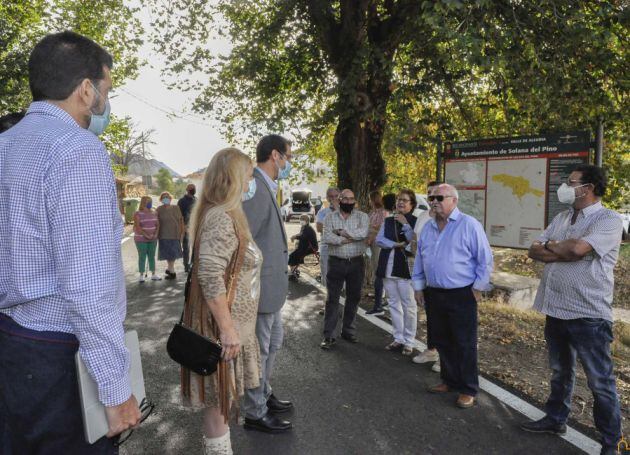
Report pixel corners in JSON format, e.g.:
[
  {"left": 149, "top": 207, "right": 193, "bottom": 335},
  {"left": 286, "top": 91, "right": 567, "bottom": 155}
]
[{"left": 437, "top": 183, "right": 459, "bottom": 200}]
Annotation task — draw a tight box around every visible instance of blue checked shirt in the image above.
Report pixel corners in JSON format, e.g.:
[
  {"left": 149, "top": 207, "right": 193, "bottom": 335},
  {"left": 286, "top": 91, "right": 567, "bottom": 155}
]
[
  {"left": 0, "top": 102, "right": 130, "bottom": 407},
  {"left": 412, "top": 207, "right": 493, "bottom": 292}
]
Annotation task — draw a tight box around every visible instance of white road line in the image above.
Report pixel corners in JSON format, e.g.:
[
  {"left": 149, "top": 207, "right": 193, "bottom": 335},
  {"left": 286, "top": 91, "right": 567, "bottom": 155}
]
[{"left": 299, "top": 273, "right": 601, "bottom": 455}]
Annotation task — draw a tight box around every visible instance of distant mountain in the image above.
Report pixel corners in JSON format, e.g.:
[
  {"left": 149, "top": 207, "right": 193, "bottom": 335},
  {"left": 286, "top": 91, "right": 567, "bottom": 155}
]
[{"left": 127, "top": 157, "right": 181, "bottom": 178}]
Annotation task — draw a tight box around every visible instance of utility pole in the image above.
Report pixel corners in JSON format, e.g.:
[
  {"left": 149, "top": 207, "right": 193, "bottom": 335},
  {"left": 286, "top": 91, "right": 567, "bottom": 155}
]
[{"left": 595, "top": 118, "right": 604, "bottom": 167}]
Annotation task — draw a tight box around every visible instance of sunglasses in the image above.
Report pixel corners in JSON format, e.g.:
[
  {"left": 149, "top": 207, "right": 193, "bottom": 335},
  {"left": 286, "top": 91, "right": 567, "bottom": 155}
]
[
  {"left": 114, "top": 398, "right": 155, "bottom": 447},
  {"left": 428, "top": 195, "right": 454, "bottom": 202}
]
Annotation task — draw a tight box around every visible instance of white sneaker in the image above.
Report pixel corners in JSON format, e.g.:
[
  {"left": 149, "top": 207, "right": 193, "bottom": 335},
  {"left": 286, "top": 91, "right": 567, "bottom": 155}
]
[
  {"left": 138, "top": 273, "right": 145, "bottom": 283},
  {"left": 412, "top": 349, "right": 439, "bottom": 364},
  {"left": 431, "top": 361, "right": 441, "bottom": 373},
  {"left": 151, "top": 274, "right": 162, "bottom": 281}
]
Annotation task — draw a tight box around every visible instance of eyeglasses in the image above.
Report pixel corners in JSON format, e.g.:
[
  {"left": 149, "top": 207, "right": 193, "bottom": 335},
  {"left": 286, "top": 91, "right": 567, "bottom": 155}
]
[
  {"left": 396, "top": 198, "right": 411, "bottom": 203},
  {"left": 428, "top": 195, "right": 454, "bottom": 202},
  {"left": 340, "top": 197, "right": 355, "bottom": 202},
  {"left": 114, "top": 398, "right": 155, "bottom": 447}
]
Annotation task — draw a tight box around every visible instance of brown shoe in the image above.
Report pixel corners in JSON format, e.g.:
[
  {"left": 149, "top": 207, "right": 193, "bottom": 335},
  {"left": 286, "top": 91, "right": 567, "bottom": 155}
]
[
  {"left": 427, "top": 383, "right": 450, "bottom": 394},
  {"left": 456, "top": 394, "right": 475, "bottom": 408}
]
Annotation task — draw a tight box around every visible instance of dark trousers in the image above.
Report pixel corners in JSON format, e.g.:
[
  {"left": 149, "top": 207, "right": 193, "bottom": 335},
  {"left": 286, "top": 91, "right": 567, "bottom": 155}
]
[
  {"left": 0, "top": 325, "right": 117, "bottom": 454},
  {"left": 424, "top": 301, "right": 435, "bottom": 350},
  {"left": 324, "top": 256, "right": 364, "bottom": 338},
  {"left": 373, "top": 276, "right": 384, "bottom": 310},
  {"left": 425, "top": 285, "right": 478, "bottom": 396},
  {"left": 182, "top": 232, "right": 191, "bottom": 271},
  {"left": 543, "top": 316, "right": 621, "bottom": 447}
]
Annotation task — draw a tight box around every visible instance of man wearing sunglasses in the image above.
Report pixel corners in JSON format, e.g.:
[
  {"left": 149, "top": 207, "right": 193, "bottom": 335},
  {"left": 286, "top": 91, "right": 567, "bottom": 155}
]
[
  {"left": 521, "top": 165, "right": 623, "bottom": 455},
  {"left": 412, "top": 184, "right": 493, "bottom": 409}
]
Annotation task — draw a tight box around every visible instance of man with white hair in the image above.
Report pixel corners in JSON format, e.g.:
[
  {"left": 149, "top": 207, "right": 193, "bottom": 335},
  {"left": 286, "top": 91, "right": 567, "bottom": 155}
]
[{"left": 412, "top": 183, "right": 493, "bottom": 409}]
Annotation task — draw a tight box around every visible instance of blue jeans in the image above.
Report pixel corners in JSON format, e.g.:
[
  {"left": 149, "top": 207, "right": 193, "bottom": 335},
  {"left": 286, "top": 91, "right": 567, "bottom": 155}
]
[
  {"left": 0, "top": 317, "right": 117, "bottom": 454},
  {"left": 543, "top": 316, "right": 622, "bottom": 447}
]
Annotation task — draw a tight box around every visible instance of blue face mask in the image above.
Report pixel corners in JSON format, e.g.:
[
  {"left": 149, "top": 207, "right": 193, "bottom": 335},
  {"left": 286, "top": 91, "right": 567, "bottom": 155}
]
[
  {"left": 87, "top": 82, "right": 111, "bottom": 136},
  {"left": 277, "top": 157, "right": 292, "bottom": 180},
  {"left": 242, "top": 179, "right": 257, "bottom": 201},
  {"left": 161, "top": 198, "right": 171, "bottom": 205},
  {"left": 146, "top": 202, "right": 152, "bottom": 209}
]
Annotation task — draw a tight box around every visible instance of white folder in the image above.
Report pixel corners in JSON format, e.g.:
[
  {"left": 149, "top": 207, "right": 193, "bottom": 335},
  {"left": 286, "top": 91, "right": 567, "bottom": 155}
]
[{"left": 75, "top": 330, "right": 146, "bottom": 444}]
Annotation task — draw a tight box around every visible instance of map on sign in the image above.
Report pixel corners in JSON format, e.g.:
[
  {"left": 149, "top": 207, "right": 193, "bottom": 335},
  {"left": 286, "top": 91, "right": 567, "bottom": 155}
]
[
  {"left": 444, "top": 160, "right": 485, "bottom": 187},
  {"left": 486, "top": 158, "right": 546, "bottom": 247},
  {"left": 457, "top": 189, "right": 485, "bottom": 225},
  {"left": 442, "top": 131, "right": 591, "bottom": 248}
]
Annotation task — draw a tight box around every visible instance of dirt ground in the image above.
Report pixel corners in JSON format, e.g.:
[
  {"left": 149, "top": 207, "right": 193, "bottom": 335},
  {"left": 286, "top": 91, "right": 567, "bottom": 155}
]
[{"left": 297, "top": 245, "right": 629, "bottom": 439}]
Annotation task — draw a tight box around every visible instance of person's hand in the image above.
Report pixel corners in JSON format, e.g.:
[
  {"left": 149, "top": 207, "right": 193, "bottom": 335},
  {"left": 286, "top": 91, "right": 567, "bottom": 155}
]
[
  {"left": 473, "top": 289, "right": 482, "bottom": 302},
  {"left": 393, "top": 241, "right": 406, "bottom": 249},
  {"left": 394, "top": 214, "right": 408, "bottom": 225},
  {"left": 414, "top": 291, "right": 425, "bottom": 306},
  {"left": 105, "top": 395, "right": 141, "bottom": 438},
  {"left": 337, "top": 229, "right": 349, "bottom": 239},
  {"left": 220, "top": 325, "right": 241, "bottom": 361},
  {"left": 341, "top": 238, "right": 352, "bottom": 244}
]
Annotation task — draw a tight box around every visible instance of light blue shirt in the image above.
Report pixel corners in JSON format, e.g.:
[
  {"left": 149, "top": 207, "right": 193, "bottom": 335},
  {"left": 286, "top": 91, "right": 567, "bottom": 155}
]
[
  {"left": 256, "top": 166, "right": 277, "bottom": 195},
  {"left": 0, "top": 102, "right": 130, "bottom": 406},
  {"left": 412, "top": 207, "right": 493, "bottom": 292}
]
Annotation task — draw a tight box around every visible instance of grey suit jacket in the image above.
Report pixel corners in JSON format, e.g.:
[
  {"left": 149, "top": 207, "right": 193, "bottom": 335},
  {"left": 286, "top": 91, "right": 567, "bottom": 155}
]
[{"left": 243, "top": 167, "right": 288, "bottom": 314}]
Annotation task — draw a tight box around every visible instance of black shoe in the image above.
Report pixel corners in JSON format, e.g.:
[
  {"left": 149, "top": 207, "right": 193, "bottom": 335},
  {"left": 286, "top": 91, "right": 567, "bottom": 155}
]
[
  {"left": 520, "top": 416, "right": 567, "bottom": 435},
  {"left": 317, "top": 308, "right": 325, "bottom": 316},
  {"left": 366, "top": 308, "right": 384, "bottom": 316},
  {"left": 267, "top": 393, "right": 293, "bottom": 413},
  {"left": 244, "top": 413, "right": 292, "bottom": 433},
  {"left": 340, "top": 332, "right": 358, "bottom": 343},
  {"left": 600, "top": 445, "right": 619, "bottom": 455},
  {"left": 320, "top": 338, "right": 336, "bottom": 350}
]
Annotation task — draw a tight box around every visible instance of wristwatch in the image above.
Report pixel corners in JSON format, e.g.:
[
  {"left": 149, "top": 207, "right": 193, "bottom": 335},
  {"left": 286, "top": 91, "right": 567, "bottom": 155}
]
[{"left": 543, "top": 240, "right": 551, "bottom": 250}]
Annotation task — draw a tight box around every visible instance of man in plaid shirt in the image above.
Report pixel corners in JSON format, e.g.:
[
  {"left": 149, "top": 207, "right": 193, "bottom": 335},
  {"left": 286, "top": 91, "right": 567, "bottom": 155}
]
[
  {"left": 320, "top": 189, "right": 369, "bottom": 349},
  {"left": 0, "top": 32, "right": 140, "bottom": 453}
]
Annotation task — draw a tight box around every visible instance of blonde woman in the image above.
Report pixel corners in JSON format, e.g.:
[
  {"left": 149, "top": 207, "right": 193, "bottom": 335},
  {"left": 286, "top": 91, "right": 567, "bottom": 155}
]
[
  {"left": 133, "top": 196, "right": 161, "bottom": 282},
  {"left": 182, "top": 148, "right": 262, "bottom": 455},
  {"left": 157, "top": 191, "right": 185, "bottom": 279}
]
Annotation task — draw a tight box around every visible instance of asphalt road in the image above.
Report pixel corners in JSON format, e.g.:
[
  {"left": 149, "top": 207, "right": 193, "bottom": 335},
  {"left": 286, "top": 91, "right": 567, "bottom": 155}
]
[{"left": 119, "top": 230, "right": 582, "bottom": 455}]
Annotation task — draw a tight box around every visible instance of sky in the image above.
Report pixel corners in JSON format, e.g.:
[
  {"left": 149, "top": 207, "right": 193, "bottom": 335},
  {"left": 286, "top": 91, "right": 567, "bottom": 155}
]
[{"left": 111, "top": 4, "right": 231, "bottom": 177}]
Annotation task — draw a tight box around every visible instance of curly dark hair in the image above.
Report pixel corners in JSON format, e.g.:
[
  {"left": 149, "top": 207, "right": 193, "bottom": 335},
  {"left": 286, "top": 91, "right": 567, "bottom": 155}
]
[
  {"left": 382, "top": 193, "right": 396, "bottom": 212},
  {"left": 573, "top": 164, "right": 607, "bottom": 197}
]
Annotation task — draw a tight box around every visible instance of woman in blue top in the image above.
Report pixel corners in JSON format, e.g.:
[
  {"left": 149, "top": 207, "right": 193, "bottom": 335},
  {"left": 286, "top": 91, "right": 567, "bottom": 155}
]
[{"left": 376, "top": 188, "right": 418, "bottom": 356}]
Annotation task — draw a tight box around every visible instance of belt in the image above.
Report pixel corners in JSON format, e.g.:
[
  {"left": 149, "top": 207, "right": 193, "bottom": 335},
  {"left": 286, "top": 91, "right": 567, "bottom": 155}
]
[
  {"left": 425, "top": 284, "right": 472, "bottom": 294},
  {"left": 0, "top": 313, "right": 79, "bottom": 346},
  {"left": 330, "top": 255, "right": 363, "bottom": 262}
]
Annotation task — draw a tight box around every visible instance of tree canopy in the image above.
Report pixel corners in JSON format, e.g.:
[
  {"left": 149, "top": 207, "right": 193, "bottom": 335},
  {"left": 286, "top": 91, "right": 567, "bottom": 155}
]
[
  {"left": 1, "top": 0, "right": 145, "bottom": 174},
  {"left": 150, "top": 0, "right": 628, "bottom": 207}
]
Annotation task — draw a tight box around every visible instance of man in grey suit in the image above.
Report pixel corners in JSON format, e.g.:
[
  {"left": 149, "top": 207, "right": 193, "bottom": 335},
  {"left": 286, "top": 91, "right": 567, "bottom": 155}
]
[{"left": 242, "top": 134, "right": 294, "bottom": 433}]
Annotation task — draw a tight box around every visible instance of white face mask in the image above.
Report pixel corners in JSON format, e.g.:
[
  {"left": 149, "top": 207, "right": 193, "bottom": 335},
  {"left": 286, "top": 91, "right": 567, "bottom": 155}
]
[
  {"left": 300, "top": 220, "right": 307, "bottom": 226},
  {"left": 557, "top": 183, "right": 587, "bottom": 205}
]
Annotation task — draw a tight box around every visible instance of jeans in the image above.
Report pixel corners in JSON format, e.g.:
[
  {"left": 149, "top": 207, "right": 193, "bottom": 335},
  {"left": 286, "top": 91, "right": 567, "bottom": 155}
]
[
  {"left": 0, "top": 320, "right": 117, "bottom": 454},
  {"left": 543, "top": 316, "right": 622, "bottom": 447},
  {"left": 135, "top": 240, "right": 157, "bottom": 274},
  {"left": 324, "top": 256, "right": 364, "bottom": 338},
  {"left": 426, "top": 285, "right": 478, "bottom": 396}
]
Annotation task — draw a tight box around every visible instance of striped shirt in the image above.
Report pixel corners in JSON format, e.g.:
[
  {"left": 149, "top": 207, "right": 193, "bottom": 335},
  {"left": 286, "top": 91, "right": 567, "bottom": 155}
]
[
  {"left": 322, "top": 209, "right": 369, "bottom": 258},
  {"left": 0, "top": 102, "right": 130, "bottom": 407},
  {"left": 533, "top": 201, "right": 623, "bottom": 321},
  {"left": 134, "top": 209, "right": 158, "bottom": 242}
]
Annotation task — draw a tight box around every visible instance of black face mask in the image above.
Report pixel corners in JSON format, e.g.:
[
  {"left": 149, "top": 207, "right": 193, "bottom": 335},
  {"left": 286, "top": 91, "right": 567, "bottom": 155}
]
[{"left": 339, "top": 202, "right": 355, "bottom": 214}]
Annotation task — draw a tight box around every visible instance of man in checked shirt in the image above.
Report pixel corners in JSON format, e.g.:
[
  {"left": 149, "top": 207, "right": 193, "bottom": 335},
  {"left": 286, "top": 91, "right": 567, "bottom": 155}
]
[
  {"left": 521, "top": 165, "right": 623, "bottom": 455},
  {"left": 0, "top": 32, "right": 140, "bottom": 453},
  {"left": 320, "top": 189, "right": 370, "bottom": 349}
]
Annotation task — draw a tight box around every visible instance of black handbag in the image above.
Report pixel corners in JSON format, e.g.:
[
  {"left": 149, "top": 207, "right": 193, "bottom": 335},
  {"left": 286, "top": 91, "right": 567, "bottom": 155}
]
[{"left": 166, "top": 310, "right": 222, "bottom": 376}]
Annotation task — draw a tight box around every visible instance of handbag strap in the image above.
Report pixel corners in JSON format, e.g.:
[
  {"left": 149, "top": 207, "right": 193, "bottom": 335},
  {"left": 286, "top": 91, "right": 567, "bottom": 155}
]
[{"left": 184, "top": 208, "right": 247, "bottom": 323}]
